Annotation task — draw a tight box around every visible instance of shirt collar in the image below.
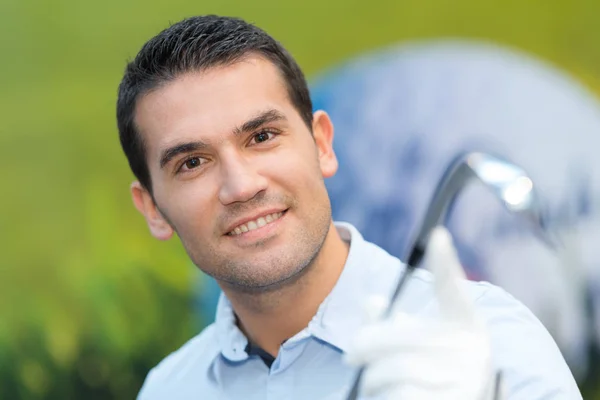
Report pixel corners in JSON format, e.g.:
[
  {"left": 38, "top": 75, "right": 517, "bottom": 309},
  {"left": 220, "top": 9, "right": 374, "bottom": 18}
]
[
  {"left": 215, "top": 293, "right": 249, "bottom": 362},
  {"left": 308, "top": 222, "right": 404, "bottom": 352},
  {"left": 214, "top": 221, "right": 405, "bottom": 361}
]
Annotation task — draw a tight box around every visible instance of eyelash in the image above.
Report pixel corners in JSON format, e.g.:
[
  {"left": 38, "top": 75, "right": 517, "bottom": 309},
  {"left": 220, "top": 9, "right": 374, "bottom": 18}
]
[
  {"left": 176, "top": 155, "right": 206, "bottom": 174},
  {"left": 248, "top": 128, "right": 279, "bottom": 146},
  {"left": 175, "top": 129, "right": 280, "bottom": 174}
]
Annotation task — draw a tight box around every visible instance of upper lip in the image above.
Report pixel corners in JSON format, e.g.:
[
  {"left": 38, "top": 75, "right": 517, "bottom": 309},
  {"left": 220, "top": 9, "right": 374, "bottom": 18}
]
[{"left": 223, "top": 208, "right": 287, "bottom": 234}]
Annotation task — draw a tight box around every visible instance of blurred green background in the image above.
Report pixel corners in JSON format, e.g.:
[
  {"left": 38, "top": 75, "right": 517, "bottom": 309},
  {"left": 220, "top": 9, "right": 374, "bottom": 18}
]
[{"left": 2, "top": 0, "right": 600, "bottom": 398}]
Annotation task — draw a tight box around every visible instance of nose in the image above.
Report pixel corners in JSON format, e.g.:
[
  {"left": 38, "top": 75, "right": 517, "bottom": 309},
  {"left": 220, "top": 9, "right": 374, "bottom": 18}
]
[{"left": 218, "top": 151, "right": 268, "bottom": 205}]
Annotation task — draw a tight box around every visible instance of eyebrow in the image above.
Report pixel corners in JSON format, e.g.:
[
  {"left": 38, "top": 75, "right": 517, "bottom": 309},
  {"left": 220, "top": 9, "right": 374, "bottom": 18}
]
[
  {"left": 233, "top": 109, "right": 287, "bottom": 136},
  {"left": 159, "top": 141, "right": 208, "bottom": 169},
  {"left": 158, "top": 109, "right": 287, "bottom": 169}
]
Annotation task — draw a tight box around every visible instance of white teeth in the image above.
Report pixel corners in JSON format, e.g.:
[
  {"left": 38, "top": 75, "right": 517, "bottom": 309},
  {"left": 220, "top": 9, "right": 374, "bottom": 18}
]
[{"left": 229, "top": 212, "right": 284, "bottom": 235}]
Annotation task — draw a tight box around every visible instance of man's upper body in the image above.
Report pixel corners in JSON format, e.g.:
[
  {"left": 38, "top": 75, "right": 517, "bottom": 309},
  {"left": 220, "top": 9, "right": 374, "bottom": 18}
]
[
  {"left": 116, "top": 15, "right": 581, "bottom": 400},
  {"left": 138, "top": 222, "right": 581, "bottom": 400}
]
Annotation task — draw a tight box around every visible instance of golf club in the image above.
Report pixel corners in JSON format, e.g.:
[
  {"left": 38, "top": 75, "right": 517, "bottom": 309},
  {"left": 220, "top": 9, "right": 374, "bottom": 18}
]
[{"left": 345, "top": 151, "right": 560, "bottom": 400}]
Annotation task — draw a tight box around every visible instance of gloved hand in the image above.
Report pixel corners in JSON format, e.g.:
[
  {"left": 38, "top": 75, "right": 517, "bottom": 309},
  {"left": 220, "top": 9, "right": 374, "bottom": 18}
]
[{"left": 345, "top": 227, "right": 501, "bottom": 400}]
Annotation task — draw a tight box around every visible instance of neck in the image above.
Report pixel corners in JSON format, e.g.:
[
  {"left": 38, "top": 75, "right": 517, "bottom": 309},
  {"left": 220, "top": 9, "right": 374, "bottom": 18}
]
[{"left": 220, "top": 222, "right": 349, "bottom": 357}]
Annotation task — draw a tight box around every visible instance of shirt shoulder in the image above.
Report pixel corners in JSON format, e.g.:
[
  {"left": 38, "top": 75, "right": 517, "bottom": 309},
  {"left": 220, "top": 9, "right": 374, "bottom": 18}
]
[
  {"left": 137, "top": 324, "right": 221, "bottom": 400},
  {"left": 473, "top": 283, "right": 582, "bottom": 399},
  {"left": 399, "top": 271, "right": 581, "bottom": 399}
]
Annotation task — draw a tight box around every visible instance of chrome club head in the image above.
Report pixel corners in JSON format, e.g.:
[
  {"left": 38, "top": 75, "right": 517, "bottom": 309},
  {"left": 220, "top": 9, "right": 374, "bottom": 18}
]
[
  {"left": 467, "top": 152, "right": 548, "bottom": 225},
  {"left": 406, "top": 152, "right": 559, "bottom": 270}
]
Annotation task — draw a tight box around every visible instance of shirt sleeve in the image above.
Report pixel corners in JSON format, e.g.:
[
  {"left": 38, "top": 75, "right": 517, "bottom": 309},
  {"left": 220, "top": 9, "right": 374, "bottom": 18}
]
[{"left": 474, "top": 284, "right": 583, "bottom": 400}]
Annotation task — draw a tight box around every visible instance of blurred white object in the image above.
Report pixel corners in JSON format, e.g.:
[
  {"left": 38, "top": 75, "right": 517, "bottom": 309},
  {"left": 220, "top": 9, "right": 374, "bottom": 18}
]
[
  {"left": 312, "top": 39, "right": 600, "bottom": 379},
  {"left": 346, "top": 227, "right": 500, "bottom": 400}
]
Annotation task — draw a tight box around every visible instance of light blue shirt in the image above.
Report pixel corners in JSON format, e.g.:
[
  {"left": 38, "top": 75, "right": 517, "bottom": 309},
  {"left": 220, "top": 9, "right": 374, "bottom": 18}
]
[{"left": 138, "top": 222, "right": 581, "bottom": 399}]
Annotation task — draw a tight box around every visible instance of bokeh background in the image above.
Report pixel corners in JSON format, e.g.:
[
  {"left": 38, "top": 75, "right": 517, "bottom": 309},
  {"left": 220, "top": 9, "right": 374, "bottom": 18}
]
[{"left": 3, "top": 1, "right": 600, "bottom": 398}]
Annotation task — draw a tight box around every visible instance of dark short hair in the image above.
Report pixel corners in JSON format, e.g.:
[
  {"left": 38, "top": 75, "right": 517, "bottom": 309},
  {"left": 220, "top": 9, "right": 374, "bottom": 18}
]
[{"left": 116, "top": 15, "right": 313, "bottom": 192}]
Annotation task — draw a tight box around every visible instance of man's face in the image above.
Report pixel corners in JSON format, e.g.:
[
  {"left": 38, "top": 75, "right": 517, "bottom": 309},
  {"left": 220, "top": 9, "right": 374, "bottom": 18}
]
[{"left": 133, "top": 56, "right": 339, "bottom": 291}]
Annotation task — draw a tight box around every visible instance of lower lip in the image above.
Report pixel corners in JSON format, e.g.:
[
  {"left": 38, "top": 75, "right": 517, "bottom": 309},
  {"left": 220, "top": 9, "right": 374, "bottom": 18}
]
[{"left": 226, "top": 210, "right": 288, "bottom": 243}]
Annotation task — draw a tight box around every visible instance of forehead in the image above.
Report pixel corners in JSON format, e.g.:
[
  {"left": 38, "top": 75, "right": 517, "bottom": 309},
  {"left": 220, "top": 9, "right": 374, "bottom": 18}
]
[{"left": 134, "top": 56, "right": 297, "bottom": 159}]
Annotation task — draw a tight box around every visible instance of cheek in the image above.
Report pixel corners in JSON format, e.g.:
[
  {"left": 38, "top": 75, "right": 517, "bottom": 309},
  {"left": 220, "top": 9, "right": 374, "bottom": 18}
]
[
  {"left": 155, "top": 180, "right": 217, "bottom": 234},
  {"left": 266, "top": 149, "right": 326, "bottom": 193}
]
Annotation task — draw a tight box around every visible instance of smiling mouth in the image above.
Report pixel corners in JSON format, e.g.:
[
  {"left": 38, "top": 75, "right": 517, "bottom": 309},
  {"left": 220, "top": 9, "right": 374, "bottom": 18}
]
[{"left": 227, "top": 210, "right": 288, "bottom": 236}]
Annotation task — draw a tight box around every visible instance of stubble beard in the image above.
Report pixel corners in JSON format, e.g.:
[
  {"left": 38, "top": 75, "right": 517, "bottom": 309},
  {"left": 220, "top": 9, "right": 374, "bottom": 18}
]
[{"left": 189, "top": 202, "right": 332, "bottom": 294}]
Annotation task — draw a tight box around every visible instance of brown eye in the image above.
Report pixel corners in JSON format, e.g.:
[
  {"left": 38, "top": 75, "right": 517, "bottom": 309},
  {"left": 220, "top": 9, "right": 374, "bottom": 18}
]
[
  {"left": 252, "top": 131, "right": 275, "bottom": 144},
  {"left": 183, "top": 157, "right": 201, "bottom": 170},
  {"left": 255, "top": 132, "right": 270, "bottom": 143},
  {"left": 176, "top": 156, "right": 207, "bottom": 175}
]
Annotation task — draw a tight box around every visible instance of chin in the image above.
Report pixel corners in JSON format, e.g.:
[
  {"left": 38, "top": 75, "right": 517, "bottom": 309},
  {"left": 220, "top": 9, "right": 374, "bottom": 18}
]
[{"left": 220, "top": 256, "right": 314, "bottom": 294}]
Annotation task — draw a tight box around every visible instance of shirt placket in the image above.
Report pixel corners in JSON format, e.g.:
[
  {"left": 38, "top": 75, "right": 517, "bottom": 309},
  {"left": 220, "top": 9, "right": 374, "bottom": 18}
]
[{"left": 265, "top": 338, "right": 310, "bottom": 400}]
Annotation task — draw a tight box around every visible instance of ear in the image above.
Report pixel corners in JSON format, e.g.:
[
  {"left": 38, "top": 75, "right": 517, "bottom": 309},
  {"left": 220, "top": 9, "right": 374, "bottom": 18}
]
[
  {"left": 312, "top": 110, "right": 338, "bottom": 178},
  {"left": 130, "top": 181, "right": 174, "bottom": 241}
]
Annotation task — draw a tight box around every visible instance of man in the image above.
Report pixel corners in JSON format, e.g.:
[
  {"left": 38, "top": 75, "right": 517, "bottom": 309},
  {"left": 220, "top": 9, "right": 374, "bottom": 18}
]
[{"left": 116, "top": 15, "right": 581, "bottom": 399}]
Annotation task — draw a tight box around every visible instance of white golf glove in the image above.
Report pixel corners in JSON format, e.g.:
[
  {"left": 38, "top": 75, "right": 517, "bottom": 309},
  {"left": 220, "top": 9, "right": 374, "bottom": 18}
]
[{"left": 345, "top": 227, "right": 501, "bottom": 400}]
